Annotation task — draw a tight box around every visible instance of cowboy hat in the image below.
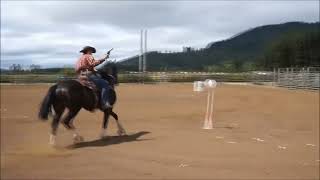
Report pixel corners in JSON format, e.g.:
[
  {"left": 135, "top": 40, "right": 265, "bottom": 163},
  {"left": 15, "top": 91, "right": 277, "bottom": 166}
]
[{"left": 80, "top": 46, "right": 96, "bottom": 53}]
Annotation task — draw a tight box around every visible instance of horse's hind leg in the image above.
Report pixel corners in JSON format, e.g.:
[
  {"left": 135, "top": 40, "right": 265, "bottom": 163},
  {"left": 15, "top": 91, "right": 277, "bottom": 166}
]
[
  {"left": 100, "top": 109, "right": 126, "bottom": 138},
  {"left": 115, "top": 119, "right": 127, "bottom": 136},
  {"left": 61, "top": 107, "right": 83, "bottom": 143},
  {"left": 50, "top": 104, "right": 65, "bottom": 145},
  {"left": 110, "top": 110, "right": 127, "bottom": 136}
]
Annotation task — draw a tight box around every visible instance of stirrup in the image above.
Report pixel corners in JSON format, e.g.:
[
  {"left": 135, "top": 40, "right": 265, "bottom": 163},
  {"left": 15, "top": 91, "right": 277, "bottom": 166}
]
[
  {"left": 105, "top": 102, "right": 113, "bottom": 108},
  {"left": 102, "top": 102, "right": 113, "bottom": 110}
]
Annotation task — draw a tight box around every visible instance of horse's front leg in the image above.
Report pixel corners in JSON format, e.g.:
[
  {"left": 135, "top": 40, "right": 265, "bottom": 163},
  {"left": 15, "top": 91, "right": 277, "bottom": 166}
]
[
  {"left": 50, "top": 114, "right": 61, "bottom": 145},
  {"left": 49, "top": 105, "right": 65, "bottom": 146},
  {"left": 100, "top": 110, "right": 110, "bottom": 138},
  {"left": 62, "top": 107, "right": 83, "bottom": 144}
]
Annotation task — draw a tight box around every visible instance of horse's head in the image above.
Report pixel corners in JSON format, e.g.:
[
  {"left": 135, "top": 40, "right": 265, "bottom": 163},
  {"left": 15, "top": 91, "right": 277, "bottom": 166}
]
[{"left": 98, "top": 61, "right": 119, "bottom": 87}]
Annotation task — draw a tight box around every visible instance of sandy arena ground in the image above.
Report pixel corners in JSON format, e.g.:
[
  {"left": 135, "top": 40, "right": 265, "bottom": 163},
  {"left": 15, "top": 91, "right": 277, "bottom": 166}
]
[{"left": 1, "top": 83, "right": 319, "bottom": 179}]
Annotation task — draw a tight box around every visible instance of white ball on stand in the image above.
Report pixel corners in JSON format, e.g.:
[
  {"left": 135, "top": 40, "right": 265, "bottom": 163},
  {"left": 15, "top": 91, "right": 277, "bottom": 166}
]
[
  {"left": 204, "top": 79, "right": 217, "bottom": 89},
  {"left": 193, "top": 79, "right": 217, "bottom": 130}
]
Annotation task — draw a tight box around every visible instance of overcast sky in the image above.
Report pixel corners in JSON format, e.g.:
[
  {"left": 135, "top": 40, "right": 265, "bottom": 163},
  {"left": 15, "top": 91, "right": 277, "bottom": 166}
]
[{"left": 1, "top": 1, "right": 319, "bottom": 68}]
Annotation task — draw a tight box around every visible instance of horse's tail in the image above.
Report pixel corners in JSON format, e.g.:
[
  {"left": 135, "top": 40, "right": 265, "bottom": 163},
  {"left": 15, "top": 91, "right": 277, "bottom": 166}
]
[{"left": 38, "top": 84, "right": 57, "bottom": 120}]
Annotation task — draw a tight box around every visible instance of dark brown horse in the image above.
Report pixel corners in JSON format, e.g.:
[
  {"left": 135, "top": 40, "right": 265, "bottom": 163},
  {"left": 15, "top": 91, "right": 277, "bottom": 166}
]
[{"left": 38, "top": 63, "right": 126, "bottom": 145}]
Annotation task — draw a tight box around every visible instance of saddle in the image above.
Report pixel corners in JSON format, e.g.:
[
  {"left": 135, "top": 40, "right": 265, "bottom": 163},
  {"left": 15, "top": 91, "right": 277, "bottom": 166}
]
[{"left": 76, "top": 73, "right": 97, "bottom": 90}]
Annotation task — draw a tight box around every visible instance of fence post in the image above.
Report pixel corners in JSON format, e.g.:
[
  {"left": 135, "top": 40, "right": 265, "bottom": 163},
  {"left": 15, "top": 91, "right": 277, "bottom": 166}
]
[
  {"left": 285, "top": 68, "right": 289, "bottom": 88},
  {"left": 273, "top": 68, "right": 276, "bottom": 86},
  {"left": 307, "top": 67, "right": 310, "bottom": 90},
  {"left": 277, "top": 68, "right": 280, "bottom": 86},
  {"left": 302, "top": 67, "right": 305, "bottom": 89},
  {"left": 291, "top": 67, "right": 294, "bottom": 89}
]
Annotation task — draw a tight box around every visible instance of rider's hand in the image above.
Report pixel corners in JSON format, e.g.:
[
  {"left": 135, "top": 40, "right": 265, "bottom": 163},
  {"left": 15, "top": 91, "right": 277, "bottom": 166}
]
[{"left": 104, "top": 54, "right": 110, "bottom": 59}]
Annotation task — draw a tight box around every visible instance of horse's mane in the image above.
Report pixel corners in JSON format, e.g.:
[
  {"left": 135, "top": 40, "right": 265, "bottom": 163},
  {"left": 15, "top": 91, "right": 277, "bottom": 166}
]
[{"left": 98, "top": 62, "right": 119, "bottom": 85}]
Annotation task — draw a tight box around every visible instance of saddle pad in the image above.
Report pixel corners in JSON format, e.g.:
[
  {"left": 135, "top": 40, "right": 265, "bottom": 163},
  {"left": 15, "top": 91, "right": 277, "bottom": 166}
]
[{"left": 76, "top": 75, "right": 100, "bottom": 110}]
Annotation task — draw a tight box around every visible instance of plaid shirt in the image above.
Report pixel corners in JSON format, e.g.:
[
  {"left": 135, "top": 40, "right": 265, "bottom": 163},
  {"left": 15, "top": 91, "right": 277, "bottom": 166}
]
[{"left": 75, "top": 54, "right": 102, "bottom": 73}]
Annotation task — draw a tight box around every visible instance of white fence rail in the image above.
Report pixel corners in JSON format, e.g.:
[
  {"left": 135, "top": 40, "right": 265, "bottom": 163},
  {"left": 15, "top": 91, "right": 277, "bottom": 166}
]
[
  {"left": 2, "top": 67, "right": 319, "bottom": 90},
  {"left": 275, "top": 67, "right": 320, "bottom": 90},
  {"left": 123, "top": 72, "right": 274, "bottom": 83}
]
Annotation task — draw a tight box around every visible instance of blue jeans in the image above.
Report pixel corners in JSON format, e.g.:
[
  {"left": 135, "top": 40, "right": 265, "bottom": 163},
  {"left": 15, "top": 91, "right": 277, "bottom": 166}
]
[{"left": 88, "top": 74, "right": 110, "bottom": 108}]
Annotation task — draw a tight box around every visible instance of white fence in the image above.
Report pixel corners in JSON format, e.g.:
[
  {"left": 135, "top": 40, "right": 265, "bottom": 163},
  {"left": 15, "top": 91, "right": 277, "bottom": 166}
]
[
  {"left": 123, "top": 72, "right": 274, "bottom": 83},
  {"left": 275, "top": 67, "right": 320, "bottom": 90}
]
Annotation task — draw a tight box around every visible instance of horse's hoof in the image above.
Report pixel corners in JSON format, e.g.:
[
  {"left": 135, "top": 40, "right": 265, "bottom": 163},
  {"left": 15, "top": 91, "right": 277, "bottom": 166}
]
[
  {"left": 100, "top": 135, "right": 109, "bottom": 139},
  {"left": 78, "top": 136, "right": 84, "bottom": 142},
  {"left": 99, "top": 130, "right": 107, "bottom": 139},
  {"left": 117, "top": 129, "right": 127, "bottom": 136},
  {"left": 73, "top": 135, "right": 84, "bottom": 144},
  {"left": 99, "top": 132, "right": 108, "bottom": 139}
]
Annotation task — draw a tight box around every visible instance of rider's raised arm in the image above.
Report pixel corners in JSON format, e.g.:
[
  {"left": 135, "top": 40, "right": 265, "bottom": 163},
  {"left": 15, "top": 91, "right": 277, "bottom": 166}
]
[
  {"left": 89, "top": 54, "right": 109, "bottom": 67},
  {"left": 95, "top": 54, "right": 109, "bottom": 63},
  {"left": 87, "top": 55, "right": 105, "bottom": 67}
]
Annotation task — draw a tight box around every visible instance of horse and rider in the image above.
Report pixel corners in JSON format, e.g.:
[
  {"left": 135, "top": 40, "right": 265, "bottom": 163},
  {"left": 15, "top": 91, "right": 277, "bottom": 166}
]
[{"left": 38, "top": 46, "right": 126, "bottom": 145}]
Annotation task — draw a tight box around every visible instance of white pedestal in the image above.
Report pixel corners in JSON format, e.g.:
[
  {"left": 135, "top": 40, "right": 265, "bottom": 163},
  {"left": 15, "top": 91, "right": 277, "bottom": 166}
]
[{"left": 194, "top": 79, "right": 217, "bottom": 130}]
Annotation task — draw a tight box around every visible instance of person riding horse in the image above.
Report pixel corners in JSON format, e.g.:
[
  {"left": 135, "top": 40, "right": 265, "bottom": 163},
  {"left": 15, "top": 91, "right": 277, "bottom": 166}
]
[
  {"left": 75, "top": 46, "right": 112, "bottom": 110},
  {"left": 38, "top": 46, "right": 126, "bottom": 146}
]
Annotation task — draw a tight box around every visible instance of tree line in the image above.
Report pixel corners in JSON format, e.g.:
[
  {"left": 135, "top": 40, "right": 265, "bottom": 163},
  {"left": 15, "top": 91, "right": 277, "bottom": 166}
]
[{"left": 260, "top": 30, "right": 319, "bottom": 69}]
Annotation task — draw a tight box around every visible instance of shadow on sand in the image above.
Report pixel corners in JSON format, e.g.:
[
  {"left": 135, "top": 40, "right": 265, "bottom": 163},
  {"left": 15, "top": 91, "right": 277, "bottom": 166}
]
[
  {"left": 68, "top": 131, "right": 151, "bottom": 149},
  {"left": 213, "top": 126, "right": 235, "bottom": 129}
]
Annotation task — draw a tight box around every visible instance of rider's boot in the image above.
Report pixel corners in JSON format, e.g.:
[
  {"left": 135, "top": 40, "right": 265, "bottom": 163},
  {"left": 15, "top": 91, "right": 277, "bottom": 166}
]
[{"left": 101, "top": 88, "right": 112, "bottom": 110}]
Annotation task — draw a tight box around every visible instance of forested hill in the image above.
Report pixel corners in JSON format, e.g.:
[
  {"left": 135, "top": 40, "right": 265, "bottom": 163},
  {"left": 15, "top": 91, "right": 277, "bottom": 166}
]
[{"left": 119, "top": 22, "right": 319, "bottom": 72}]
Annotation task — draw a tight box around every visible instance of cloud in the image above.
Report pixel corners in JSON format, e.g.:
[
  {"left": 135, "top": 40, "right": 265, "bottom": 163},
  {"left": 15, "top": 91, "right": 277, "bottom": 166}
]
[{"left": 1, "top": 1, "right": 319, "bottom": 68}]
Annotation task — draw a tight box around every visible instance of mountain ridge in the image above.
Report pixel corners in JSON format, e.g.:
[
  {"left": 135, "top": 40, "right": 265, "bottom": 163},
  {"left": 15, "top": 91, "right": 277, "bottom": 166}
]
[{"left": 119, "top": 21, "right": 319, "bottom": 71}]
